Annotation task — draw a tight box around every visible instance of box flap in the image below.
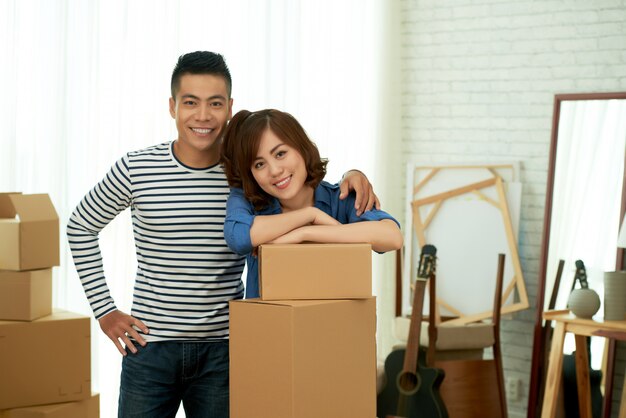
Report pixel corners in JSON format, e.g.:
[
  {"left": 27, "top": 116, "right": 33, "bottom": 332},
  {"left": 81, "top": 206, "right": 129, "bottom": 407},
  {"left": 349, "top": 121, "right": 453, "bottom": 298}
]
[
  {"left": 240, "top": 298, "right": 338, "bottom": 308},
  {"left": 0, "top": 193, "right": 21, "bottom": 219},
  {"left": 8, "top": 194, "right": 59, "bottom": 222},
  {"left": 0, "top": 309, "right": 88, "bottom": 326}
]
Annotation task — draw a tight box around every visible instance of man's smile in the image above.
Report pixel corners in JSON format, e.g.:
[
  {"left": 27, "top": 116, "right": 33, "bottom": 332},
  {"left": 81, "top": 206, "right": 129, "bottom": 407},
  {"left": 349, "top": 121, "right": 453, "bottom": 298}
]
[{"left": 191, "top": 127, "right": 214, "bottom": 136}]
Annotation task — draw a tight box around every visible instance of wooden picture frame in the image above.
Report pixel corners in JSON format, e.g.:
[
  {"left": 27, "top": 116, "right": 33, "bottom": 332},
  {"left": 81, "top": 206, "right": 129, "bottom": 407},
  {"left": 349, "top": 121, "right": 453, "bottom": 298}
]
[{"left": 402, "top": 163, "right": 528, "bottom": 324}]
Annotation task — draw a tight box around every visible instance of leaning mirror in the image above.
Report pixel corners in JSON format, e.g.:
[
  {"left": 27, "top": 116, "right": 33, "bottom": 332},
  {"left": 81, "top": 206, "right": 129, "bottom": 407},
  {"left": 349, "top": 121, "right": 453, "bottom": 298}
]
[{"left": 528, "top": 92, "right": 626, "bottom": 418}]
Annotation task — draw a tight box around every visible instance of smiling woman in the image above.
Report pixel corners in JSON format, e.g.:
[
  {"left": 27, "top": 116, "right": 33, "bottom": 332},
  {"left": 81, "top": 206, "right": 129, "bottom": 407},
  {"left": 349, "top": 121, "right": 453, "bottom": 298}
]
[
  {"left": 220, "top": 108, "right": 403, "bottom": 299},
  {"left": 0, "top": 1, "right": 389, "bottom": 416}
]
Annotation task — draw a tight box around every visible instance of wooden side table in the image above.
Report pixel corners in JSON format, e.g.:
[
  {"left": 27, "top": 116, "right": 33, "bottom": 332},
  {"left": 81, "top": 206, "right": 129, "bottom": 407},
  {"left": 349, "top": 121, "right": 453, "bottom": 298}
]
[{"left": 541, "top": 310, "right": 626, "bottom": 418}]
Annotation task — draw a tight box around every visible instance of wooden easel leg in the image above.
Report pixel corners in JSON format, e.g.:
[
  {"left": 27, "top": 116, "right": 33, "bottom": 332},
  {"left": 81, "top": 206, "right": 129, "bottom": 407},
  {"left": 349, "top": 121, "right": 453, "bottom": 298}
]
[
  {"left": 542, "top": 322, "right": 566, "bottom": 418},
  {"left": 574, "top": 335, "right": 592, "bottom": 418}
]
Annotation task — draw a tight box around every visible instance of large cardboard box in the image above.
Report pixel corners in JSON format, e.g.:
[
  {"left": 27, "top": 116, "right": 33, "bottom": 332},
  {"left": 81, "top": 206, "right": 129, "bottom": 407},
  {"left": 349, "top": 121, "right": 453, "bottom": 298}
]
[
  {"left": 0, "top": 310, "right": 91, "bottom": 409},
  {"left": 258, "top": 243, "right": 372, "bottom": 300},
  {"left": 0, "top": 269, "right": 52, "bottom": 321},
  {"left": 230, "top": 298, "right": 377, "bottom": 418},
  {"left": 0, "top": 193, "right": 59, "bottom": 271},
  {"left": 0, "top": 393, "right": 99, "bottom": 418}
]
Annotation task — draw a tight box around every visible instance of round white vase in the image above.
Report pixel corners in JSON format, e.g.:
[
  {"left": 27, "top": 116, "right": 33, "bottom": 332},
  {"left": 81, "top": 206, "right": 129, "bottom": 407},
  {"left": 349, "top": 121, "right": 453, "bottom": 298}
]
[{"left": 568, "top": 288, "right": 601, "bottom": 319}]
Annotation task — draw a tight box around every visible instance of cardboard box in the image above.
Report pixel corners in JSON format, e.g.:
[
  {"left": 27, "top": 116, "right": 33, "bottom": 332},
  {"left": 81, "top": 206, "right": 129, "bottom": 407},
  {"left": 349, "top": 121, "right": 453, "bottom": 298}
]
[
  {"left": 0, "top": 393, "right": 99, "bottom": 418},
  {"left": 0, "top": 269, "right": 52, "bottom": 321},
  {"left": 0, "top": 193, "right": 59, "bottom": 271},
  {"left": 258, "top": 243, "right": 372, "bottom": 300},
  {"left": 230, "top": 298, "right": 376, "bottom": 418},
  {"left": 0, "top": 310, "right": 91, "bottom": 409}
]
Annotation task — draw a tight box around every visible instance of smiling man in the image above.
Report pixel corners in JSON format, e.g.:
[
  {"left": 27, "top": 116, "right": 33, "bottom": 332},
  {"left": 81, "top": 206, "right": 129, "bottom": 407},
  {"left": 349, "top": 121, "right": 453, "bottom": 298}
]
[
  {"left": 67, "top": 51, "right": 378, "bottom": 418},
  {"left": 170, "top": 71, "right": 232, "bottom": 168}
]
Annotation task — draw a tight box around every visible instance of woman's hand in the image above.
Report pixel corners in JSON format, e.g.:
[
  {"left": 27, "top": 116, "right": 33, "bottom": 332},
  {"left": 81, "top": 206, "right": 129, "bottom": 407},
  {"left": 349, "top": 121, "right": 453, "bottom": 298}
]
[
  {"left": 309, "top": 207, "right": 341, "bottom": 226},
  {"left": 265, "top": 209, "right": 337, "bottom": 244},
  {"left": 269, "top": 226, "right": 312, "bottom": 244},
  {"left": 250, "top": 206, "right": 338, "bottom": 247}
]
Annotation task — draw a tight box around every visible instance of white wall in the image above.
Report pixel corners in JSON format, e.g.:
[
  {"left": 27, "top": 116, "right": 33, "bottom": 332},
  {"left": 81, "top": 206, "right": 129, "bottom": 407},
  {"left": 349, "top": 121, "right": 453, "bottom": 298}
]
[{"left": 390, "top": 0, "right": 626, "bottom": 416}]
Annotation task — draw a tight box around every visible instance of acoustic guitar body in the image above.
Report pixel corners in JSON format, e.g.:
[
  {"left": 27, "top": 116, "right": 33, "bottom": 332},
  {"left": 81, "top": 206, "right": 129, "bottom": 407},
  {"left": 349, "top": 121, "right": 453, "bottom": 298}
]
[{"left": 377, "top": 348, "right": 448, "bottom": 418}]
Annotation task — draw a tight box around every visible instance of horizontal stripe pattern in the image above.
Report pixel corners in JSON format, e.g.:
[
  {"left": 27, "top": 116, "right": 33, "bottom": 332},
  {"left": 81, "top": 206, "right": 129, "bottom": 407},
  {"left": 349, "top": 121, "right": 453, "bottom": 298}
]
[{"left": 67, "top": 141, "right": 245, "bottom": 342}]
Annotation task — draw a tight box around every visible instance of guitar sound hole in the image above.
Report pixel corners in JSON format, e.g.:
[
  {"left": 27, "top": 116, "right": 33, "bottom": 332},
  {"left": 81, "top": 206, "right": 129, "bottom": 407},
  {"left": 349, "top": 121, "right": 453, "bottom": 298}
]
[{"left": 397, "top": 371, "right": 421, "bottom": 395}]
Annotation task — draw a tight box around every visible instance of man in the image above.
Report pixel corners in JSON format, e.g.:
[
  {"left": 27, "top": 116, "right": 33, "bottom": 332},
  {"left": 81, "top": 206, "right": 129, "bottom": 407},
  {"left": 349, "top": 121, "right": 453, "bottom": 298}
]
[{"left": 67, "top": 51, "right": 378, "bottom": 418}]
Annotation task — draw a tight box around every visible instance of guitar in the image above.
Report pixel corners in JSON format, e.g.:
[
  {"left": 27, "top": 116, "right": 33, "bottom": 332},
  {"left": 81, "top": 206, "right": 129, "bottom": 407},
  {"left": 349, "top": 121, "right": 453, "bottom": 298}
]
[{"left": 377, "top": 244, "right": 448, "bottom": 418}]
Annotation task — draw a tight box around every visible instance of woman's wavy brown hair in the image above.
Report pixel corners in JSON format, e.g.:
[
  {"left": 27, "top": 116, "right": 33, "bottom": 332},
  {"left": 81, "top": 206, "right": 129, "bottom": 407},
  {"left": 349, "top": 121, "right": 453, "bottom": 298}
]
[{"left": 221, "top": 109, "right": 328, "bottom": 211}]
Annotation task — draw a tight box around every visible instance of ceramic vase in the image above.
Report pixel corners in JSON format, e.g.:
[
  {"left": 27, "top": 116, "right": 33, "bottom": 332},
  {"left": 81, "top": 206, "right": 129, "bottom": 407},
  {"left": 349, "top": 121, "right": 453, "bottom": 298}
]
[
  {"left": 604, "top": 271, "right": 626, "bottom": 321},
  {"left": 568, "top": 288, "right": 601, "bottom": 319}
]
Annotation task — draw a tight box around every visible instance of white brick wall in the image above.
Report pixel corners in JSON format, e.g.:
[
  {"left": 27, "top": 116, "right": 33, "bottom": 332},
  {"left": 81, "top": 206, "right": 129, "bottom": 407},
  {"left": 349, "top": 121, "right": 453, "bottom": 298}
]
[{"left": 393, "top": 0, "right": 626, "bottom": 416}]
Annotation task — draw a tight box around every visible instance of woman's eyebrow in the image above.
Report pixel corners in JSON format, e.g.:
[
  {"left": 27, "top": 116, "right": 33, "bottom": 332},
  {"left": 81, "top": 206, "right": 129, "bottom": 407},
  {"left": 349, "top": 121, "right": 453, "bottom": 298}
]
[{"left": 269, "top": 143, "right": 285, "bottom": 154}]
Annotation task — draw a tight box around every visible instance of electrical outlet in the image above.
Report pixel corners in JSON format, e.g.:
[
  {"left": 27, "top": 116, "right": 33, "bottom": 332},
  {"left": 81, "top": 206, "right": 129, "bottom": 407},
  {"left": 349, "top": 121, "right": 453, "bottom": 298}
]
[{"left": 506, "top": 377, "right": 521, "bottom": 401}]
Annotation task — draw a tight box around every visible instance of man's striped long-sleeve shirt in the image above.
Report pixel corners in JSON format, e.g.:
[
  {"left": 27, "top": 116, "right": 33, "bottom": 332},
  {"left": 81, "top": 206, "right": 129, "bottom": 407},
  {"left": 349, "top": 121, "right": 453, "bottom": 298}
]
[{"left": 67, "top": 141, "right": 245, "bottom": 342}]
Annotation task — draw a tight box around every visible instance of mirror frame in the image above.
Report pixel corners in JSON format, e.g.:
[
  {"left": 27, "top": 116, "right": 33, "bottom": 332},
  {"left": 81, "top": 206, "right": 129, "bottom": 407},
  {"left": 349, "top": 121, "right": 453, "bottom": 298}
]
[{"left": 527, "top": 92, "right": 626, "bottom": 418}]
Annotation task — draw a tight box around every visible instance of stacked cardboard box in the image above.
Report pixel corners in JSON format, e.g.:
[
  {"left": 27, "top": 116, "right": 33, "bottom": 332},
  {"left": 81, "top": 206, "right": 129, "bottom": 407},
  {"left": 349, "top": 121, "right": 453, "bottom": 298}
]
[
  {"left": 230, "top": 243, "right": 377, "bottom": 418},
  {"left": 0, "top": 193, "right": 98, "bottom": 417}
]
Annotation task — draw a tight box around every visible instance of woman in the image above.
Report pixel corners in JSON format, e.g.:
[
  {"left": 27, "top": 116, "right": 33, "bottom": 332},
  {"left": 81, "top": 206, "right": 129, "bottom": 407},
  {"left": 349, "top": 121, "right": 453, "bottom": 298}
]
[{"left": 221, "top": 109, "right": 403, "bottom": 298}]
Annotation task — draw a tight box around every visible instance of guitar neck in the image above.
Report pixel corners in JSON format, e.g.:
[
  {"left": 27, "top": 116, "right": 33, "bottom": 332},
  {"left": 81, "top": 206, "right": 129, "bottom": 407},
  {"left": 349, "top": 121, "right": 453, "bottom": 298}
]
[{"left": 403, "top": 278, "right": 427, "bottom": 373}]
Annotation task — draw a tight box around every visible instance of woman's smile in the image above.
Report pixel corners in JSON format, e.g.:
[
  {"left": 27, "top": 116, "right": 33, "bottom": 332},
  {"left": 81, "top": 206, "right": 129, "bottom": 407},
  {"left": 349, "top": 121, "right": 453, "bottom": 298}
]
[{"left": 273, "top": 175, "right": 292, "bottom": 189}]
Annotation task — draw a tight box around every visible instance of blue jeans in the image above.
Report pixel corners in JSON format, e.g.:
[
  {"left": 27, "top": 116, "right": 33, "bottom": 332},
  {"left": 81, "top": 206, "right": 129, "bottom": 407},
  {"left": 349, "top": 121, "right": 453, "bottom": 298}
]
[{"left": 118, "top": 340, "right": 229, "bottom": 418}]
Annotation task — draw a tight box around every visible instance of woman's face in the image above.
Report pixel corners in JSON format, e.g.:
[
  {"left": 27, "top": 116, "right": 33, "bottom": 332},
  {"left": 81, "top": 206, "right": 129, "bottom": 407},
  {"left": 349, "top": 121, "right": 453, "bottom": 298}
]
[{"left": 250, "top": 128, "right": 309, "bottom": 205}]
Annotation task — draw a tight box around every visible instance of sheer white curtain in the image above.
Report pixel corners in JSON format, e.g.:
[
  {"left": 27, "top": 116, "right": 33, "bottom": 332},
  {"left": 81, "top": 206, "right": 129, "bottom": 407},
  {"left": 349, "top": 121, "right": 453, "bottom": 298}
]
[
  {"left": 545, "top": 99, "right": 626, "bottom": 367},
  {"left": 0, "top": 1, "right": 389, "bottom": 416}
]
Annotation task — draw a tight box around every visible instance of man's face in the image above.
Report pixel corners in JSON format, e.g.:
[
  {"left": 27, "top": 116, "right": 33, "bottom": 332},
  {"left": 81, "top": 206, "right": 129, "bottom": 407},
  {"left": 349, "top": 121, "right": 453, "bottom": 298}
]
[{"left": 169, "top": 73, "right": 232, "bottom": 165}]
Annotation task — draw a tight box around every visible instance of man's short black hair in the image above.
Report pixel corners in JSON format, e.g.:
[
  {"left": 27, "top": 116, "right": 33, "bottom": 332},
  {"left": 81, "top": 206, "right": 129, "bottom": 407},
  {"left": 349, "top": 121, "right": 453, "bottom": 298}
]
[{"left": 171, "top": 51, "right": 232, "bottom": 99}]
